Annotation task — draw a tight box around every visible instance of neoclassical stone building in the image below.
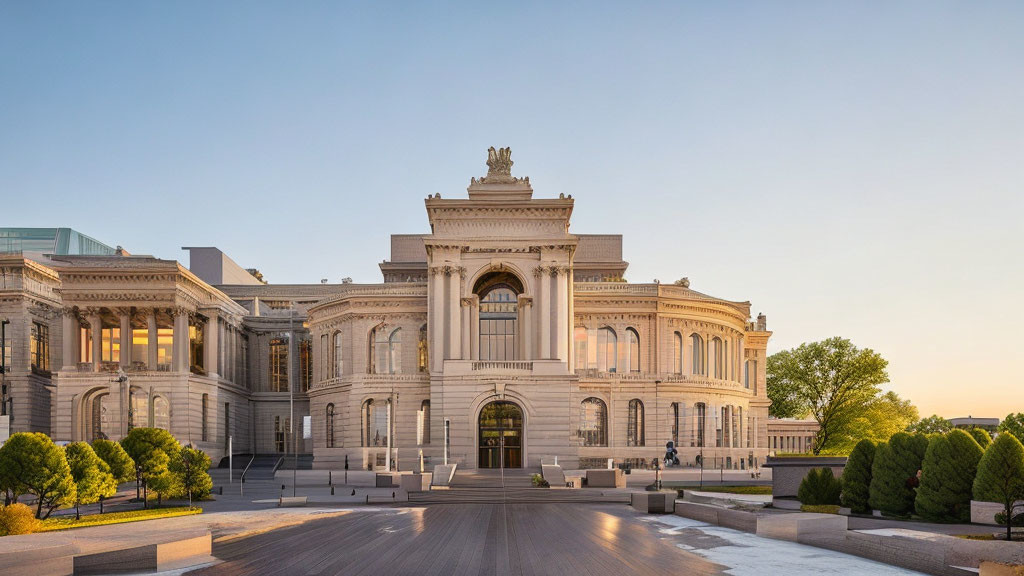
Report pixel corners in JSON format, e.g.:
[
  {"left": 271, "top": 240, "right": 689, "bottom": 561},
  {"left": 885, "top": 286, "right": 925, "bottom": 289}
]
[{"left": 0, "top": 149, "right": 772, "bottom": 470}]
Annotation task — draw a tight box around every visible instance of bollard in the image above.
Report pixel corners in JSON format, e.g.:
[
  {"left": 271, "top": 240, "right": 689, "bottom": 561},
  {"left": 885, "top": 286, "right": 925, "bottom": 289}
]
[{"left": 331, "top": 486, "right": 335, "bottom": 495}]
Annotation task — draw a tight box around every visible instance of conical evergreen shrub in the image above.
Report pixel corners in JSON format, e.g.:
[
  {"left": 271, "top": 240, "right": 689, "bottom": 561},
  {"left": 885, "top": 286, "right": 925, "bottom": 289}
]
[
  {"left": 841, "top": 439, "right": 876, "bottom": 514},
  {"left": 798, "top": 468, "right": 842, "bottom": 506},
  {"left": 973, "top": 433, "right": 1024, "bottom": 541},
  {"left": 969, "top": 428, "right": 992, "bottom": 449},
  {"left": 868, "top": 432, "right": 929, "bottom": 516},
  {"left": 915, "top": 430, "right": 984, "bottom": 522}
]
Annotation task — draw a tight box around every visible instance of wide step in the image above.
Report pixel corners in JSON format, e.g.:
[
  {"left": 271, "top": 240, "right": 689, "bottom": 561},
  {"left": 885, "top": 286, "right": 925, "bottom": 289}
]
[{"left": 409, "top": 487, "right": 630, "bottom": 504}]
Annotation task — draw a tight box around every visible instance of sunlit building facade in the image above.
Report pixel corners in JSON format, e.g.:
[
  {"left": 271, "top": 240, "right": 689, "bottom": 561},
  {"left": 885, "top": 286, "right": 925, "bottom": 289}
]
[{"left": 0, "top": 150, "right": 772, "bottom": 469}]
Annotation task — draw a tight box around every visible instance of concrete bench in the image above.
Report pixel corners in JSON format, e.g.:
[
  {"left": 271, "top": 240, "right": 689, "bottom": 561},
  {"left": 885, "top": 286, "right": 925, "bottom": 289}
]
[
  {"left": 430, "top": 464, "right": 457, "bottom": 489},
  {"left": 542, "top": 465, "right": 579, "bottom": 489},
  {"left": 586, "top": 469, "right": 625, "bottom": 488},
  {"left": 630, "top": 492, "right": 675, "bottom": 514},
  {"left": 755, "top": 512, "right": 847, "bottom": 542},
  {"left": 375, "top": 473, "right": 400, "bottom": 488},
  {"left": 400, "top": 473, "right": 432, "bottom": 493},
  {"left": 73, "top": 531, "right": 211, "bottom": 575},
  {"left": 278, "top": 496, "right": 308, "bottom": 507}
]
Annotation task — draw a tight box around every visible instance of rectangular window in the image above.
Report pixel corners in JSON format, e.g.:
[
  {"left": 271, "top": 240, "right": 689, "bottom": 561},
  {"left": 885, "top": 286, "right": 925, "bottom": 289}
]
[
  {"left": 30, "top": 322, "right": 50, "bottom": 373},
  {"left": 101, "top": 327, "right": 120, "bottom": 363},
  {"left": 0, "top": 321, "right": 11, "bottom": 374},
  {"left": 156, "top": 328, "right": 173, "bottom": 367},
  {"left": 320, "top": 334, "right": 328, "bottom": 380},
  {"left": 132, "top": 328, "right": 148, "bottom": 366},
  {"left": 270, "top": 337, "right": 289, "bottom": 392},
  {"left": 274, "top": 416, "right": 284, "bottom": 452},
  {"left": 299, "top": 339, "right": 311, "bottom": 392},
  {"left": 189, "top": 324, "right": 204, "bottom": 373}
]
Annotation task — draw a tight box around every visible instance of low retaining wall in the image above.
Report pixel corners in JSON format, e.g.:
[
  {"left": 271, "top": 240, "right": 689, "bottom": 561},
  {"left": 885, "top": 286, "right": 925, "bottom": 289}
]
[
  {"left": 73, "top": 531, "right": 212, "bottom": 576},
  {"left": 763, "top": 456, "right": 847, "bottom": 498},
  {"left": 0, "top": 541, "right": 74, "bottom": 576},
  {"left": 972, "top": 500, "right": 1024, "bottom": 525}
]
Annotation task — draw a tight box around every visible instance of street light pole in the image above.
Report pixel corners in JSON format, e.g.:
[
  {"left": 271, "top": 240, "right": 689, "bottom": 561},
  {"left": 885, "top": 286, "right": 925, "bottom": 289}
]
[{"left": 289, "top": 309, "right": 296, "bottom": 497}]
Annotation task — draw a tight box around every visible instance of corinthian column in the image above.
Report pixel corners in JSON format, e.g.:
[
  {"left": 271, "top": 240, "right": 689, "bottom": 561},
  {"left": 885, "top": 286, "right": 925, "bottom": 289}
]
[
  {"left": 89, "top": 311, "right": 102, "bottom": 372},
  {"left": 537, "top": 266, "right": 550, "bottom": 360},
  {"left": 447, "top": 267, "right": 463, "bottom": 360},
  {"left": 429, "top": 267, "right": 444, "bottom": 371},
  {"left": 555, "top": 266, "right": 568, "bottom": 363},
  {"left": 119, "top": 310, "right": 132, "bottom": 368}
]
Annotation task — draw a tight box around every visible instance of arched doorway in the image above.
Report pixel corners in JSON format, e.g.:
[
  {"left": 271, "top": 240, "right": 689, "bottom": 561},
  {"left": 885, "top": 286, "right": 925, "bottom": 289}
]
[{"left": 478, "top": 401, "right": 523, "bottom": 469}]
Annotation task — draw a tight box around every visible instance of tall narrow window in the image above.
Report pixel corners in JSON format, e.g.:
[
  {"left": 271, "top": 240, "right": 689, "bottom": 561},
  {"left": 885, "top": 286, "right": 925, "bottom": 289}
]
[
  {"left": 189, "top": 323, "right": 204, "bottom": 373},
  {"left": 671, "top": 402, "right": 679, "bottom": 446},
  {"left": 364, "top": 399, "right": 388, "bottom": 446},
  {"left": 91, "top": 393, "right": 108, "bottom": 441},
  {"left": 744, "top": 360, "right": 751, "bottom": 389},
  {"left": 320, "top": 334, "right": 328, "bottom": 380},
  {"left": 269, "top": 337, "right": 289, "bottom": 392},
  {"left": 101, "top": 327, "right": 120, "bottom": 363},
  {"left": 690, "top": 334, "right": 704, "bottom": 375},
  {"left": 673, "top": 332, "right": 682, "bottom": 374},
  {"left": 299, "top": 338, "right": 312, "bottom": 391},
  {"left": 579, "top": 397, "right": 608, "bottom": 447},
  {"left": 573, "top": 327, "right": 588, "bottom": 370},
  {"left": 326, "top": 403, "right": 335, "bottom": 448},
  {"left": 696, "top": 402, "right": 706, "bottom": 448},
  {"left": 420, "top": 400, "right": 430, "bottom": 444},
  {"left": 389, "top": 329, "right": 402, "bottom": 374},
  {"left": 627, "top": 399, "right": 645, "bottom": 447},
  {"left": 371, "top": 327, "right": 402, "bottom": 374},
  {"left": 132, "top": 327, "right": 148, "bottom": 366},
  {"left": 334, "top": 331, "right": 344, "bottom": 377},
  {"left": 711, "top": 337, "right": 723, "bottom": 379},
  {"left": 153, "top": 396, "right": 169, "bottom": 430},
  {"left": 201, "top": 394, "right": 209, "bottom": 442},
  {"left": 626, "top": 328, "right": 640, "bottom": 373},
  {"left": 79, "top": 326, "right": 92, "bottom": 363},
  {"left": 0, "top": 321, "right": 11, "bottom": 375},
  {"left": 128, "top": 389, "right": 147, "bottom": 430},
  {"left": 157, "top": 328, "right": 173, "bottom": 367},
  {"left": 417, "top": 325, "right": 428, "bottom": 373},
  {"left": 30, "top": 322, "right": 50, "bottom": 373},
  {"left": 275, "top": 416, "right": 284, "bottom": 452},
  {"left": 597, "top": 327, "right": 617, "bottom": 373}
]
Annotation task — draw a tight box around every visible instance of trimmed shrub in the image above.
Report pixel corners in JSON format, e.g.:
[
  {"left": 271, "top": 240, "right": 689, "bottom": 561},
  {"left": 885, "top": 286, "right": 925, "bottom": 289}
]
[
  {"left": 800, "top": 504, "right": 840, "bottom": 514},
  {"left": 0, "top": 432, "right": 76, "bottom": 519},
  {"left": 973, "top": 433, "right": 1024, "bottom": 542},
  {"left": 969, "top": 428, "right": 992, "bottom": 449},
  {"left": 797, "top": 468, "right": 842, "bottom": 506},
  {"left": 868, "top": 432, "right": 929, "bottom": 516},
  {"left": 841, "top": 439, "right": 876, "bottom": 514},
  {"left": 121, "top": 428, "right": 180, "bottom": 508},
  {"left": 169, "top": 446, "right": 213, "bottom": 502},
  {"left": 91, "top": 439, "right": 136, "bottom": 484},
  {"left": 0, "top": 503, "right": 40, "bottom": 536},
  {"left": 65, "top": 443, "right": 118, "bottom": 519},
  {"left": 915, "top": 430, "right": 984, "bottom": 522}
]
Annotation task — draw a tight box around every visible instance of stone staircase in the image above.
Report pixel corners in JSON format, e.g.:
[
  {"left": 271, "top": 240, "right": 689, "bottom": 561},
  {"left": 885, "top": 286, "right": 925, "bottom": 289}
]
[{"left": 409, "top": 467, "right": 631, "bottom": 504}]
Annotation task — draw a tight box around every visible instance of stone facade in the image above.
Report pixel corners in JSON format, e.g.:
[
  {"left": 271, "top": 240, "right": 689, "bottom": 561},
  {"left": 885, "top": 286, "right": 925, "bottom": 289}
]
[{"left": 1, "top": 149, "right": 772, "bottom": 469}]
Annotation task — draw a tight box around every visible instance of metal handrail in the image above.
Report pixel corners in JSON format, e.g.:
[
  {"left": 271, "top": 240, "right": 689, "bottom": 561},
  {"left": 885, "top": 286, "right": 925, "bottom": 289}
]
[
  {"left": 239, "top": 453, "right": 256, "bottom": 495},
  {"left": 273, "top": 455, "right": 286, "bottom": 473}
]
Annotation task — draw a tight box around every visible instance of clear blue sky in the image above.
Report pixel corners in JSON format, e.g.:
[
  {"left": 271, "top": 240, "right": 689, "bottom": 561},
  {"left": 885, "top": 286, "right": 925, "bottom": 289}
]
[{"left": 2, "top": 2, "right": 1022, "bottom": 418}]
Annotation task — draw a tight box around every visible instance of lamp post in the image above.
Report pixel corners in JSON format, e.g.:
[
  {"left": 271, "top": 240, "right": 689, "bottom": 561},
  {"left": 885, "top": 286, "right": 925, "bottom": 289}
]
[{"left": 289, "top": 308, "right": 296, "bottom": 497}]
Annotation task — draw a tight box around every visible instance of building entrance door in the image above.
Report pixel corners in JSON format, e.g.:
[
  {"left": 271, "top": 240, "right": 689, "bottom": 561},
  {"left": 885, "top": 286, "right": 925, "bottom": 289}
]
[{"left": 478, "top": 401, "right": 523, "bottom": 469}]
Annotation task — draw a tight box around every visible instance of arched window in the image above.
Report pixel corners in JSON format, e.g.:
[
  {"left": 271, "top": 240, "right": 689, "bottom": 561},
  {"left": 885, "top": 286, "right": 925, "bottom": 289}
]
[
  {"left": 690, "top": 334, "right": 704, "bottom": 375},
  {"left": 673, "top": 332, "right": 683, "bottom": 374},
  {"left": 363, "top": 399, "right": 386, "bottom": 447},
  {"left": 627, "top": 399, "right": 645, "bottom": 446},
  {"left": 573, "top": 327, "right": 588, "bottom": 370},
  {"left": 478, "top": 286, "right": 518, "bottom": 361},
  {"left": 333, "top": 331, "right": 343, "bottom": 377},
  {"left": 695, "top": 402, "right": 706, "bottom": 448},
  {"left": 419, "top": 400, "right": 430, "bottom": 444},
  {"left": 326, "top": 403, "right": 335, "bottom": 448},
  {"left": 711, "top": 337, "right": 723, "bottom": 379},
  {"left": 89, "top": 392, "right": 109, "bottom": 441},
  {"left": 201, "top": 394, "right": 209, "bottom": 442},
  {"left": 598, "top": 327, "right": 617, "bottom": 373},
  {"left": 417, "top": 324, "right": 428, "bottom": 373},
  {"left": 370, "top": 327, "right": 402, "bottom": 374},
  {"left": 320, "top": 334, "right": 328, "bottom": 380},
  {"left": 153, "top": 396, "right": 170, "bottom": 430},
  {"left": 579, "top": 397, "right": 607, "bottom": 447},
  {"left": 625, "top": 328, "right": 640, "bottom": 373},
  {"left": 128, "top": 388, "right": 147, "bottom": 430}
]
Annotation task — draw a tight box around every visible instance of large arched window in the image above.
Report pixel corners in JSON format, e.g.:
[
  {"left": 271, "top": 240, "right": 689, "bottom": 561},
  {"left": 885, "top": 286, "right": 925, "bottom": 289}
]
[
  {"left": 478, "top": 285, "right": 519, "bottom": 361},
  {"left": 417, "top": 324, "right": 428, "bottom": 373},
  {"left": 333, "top": 331, "right": 343, "bottom": 377},
  {"left": 673, "top": 332, "right": 683, "bottom": 374},
  {"left": 691, "top": 334, "right": 705, "bottom": 375},
  {"left": 627, "top": 399, "right": 645, "bottom": 447},
  {"left": 711, "top": 337, "right": 724, "bottom": 379},
  {"left": 370, "top": 327, "right": 402, "bottom": 374},
  {"left": 326, "top": 403, "right": 335, "bottom": 448},
  {"left": 579, "top": 397, "right": 607, "bottom": 447},
  {"left": 598, "top": 327, "right": 617, "bottom": 373},
  {"left": 695, "top": 402, "right": 706, "bottom": 448},
  {"left": 363, "top": 399, "right": 388, "bottom": 446},
  {"left": 128, "top": 387, "right": 147, "bottom": 430},
  {"left": 625, "top": 328, "right": 640, "bottom": 373}
]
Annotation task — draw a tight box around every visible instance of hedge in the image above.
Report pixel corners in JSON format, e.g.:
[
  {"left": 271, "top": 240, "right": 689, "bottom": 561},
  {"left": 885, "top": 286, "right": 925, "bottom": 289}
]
[
  {"left": 915, "top": 430, "right": 983, "bottom": 522},
  {"left": 841, "top": 439, "right": 876, "bottom": 514},
  {"left": 868, "top": 432, "right": 928, "bottom": 516}
]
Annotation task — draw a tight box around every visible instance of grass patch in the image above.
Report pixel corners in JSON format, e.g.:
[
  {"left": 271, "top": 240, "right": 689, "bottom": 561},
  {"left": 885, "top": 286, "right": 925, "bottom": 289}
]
[
  {"left": 38, "top": 507, "right": 202, "bottom": 532},
  {"left": 687, "top": 485, "right": 772, "bottom": 495},
  {"left": 800, "top": 504, "right": 840, "bottom": 514}
]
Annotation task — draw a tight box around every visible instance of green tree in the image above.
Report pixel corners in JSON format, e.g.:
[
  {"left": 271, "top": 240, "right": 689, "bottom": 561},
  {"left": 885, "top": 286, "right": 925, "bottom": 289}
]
[
  {"left": 170, "top": 446, "right": 213, "bottom": 506},
  {"left": 973, "top": 433, "right": 1024, "bottom": 542},
  {"left": 0, "top": 433, "right": 76, "bottom": 519},
  {"left": 91, "top": 439, "right": 136, "bottom": 484},
  {"left": 915, "top": 430, "right": 984, "bottom": 522},
  {"left": 969, "top": 428, "right": 992, "bottom": 449},
  {"left": 998, "top": 413, "right": 1024, "bottom": 442},
  {"left": 65, "top": 442, "right": 118, "bottom": 520},
  {"left": 841, "top": 439, "right": 876, "bottom": 514},
  {"left": 868, "top": 432, "right": 929, "bottom": 516},
  {"left": 829, "top": 391, "right": 918, "bottom": 455},
  {"left": 120, "top": 428, "right": 180, "bottom": 509},
  {"left": 766, "top": 337, "right": 892, "bottom": 454},
  {"left": 908, "top": 415, "right": 952, "bottom": 435},
  {"left": 798, "top": 468, "right": 842, "bottom": 506}
]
